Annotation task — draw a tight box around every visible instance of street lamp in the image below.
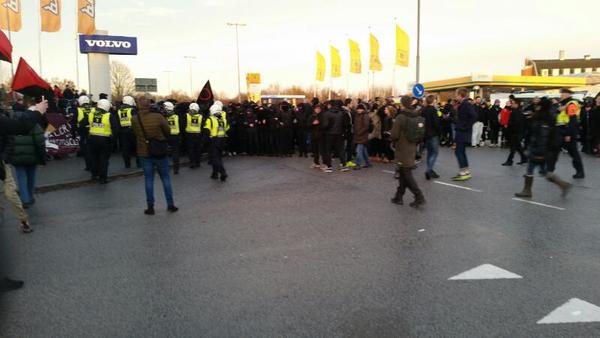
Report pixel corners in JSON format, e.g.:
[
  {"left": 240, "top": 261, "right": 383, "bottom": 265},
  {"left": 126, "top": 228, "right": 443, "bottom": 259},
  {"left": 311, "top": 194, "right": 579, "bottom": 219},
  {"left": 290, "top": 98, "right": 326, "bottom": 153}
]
[
  {"left": 227, "top": 22, "right": 246, "bottom": 103},
  {"left": 163, "top": 70, "right": 173, "bottom": 95},
  {"left": 183, "top": 56, "right": 196, "bottom": 97}
]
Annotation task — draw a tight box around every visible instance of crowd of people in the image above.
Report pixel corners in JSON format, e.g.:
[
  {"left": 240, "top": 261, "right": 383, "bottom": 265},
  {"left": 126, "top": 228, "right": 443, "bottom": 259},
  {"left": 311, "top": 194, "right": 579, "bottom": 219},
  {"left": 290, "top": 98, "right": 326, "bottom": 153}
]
[{"left": 1, "top": 83, "right": 599, "bottom": 291}]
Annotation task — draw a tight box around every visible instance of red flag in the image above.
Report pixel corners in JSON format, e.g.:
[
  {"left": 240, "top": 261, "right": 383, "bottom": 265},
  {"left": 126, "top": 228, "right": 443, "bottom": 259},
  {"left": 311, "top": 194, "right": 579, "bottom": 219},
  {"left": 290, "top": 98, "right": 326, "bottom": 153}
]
[
  {"left": 12, "top": 58, "right": 52, "bottom": 98},
  {"left": 0, "top": 30, "right": 12, "bottom": 63}
]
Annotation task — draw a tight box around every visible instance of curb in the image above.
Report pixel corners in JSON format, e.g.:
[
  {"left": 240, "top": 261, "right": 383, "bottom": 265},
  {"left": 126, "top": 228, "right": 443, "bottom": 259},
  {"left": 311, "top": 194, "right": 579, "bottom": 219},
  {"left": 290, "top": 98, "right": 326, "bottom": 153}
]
[{"left": 36, "top": 161, "right": 191, "bottom": 193}]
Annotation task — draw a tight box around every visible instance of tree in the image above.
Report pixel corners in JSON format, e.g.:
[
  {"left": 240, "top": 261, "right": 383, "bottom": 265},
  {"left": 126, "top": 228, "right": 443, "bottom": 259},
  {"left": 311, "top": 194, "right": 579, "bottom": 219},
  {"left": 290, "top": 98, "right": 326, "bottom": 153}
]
[{"left": 111, "top": 61, "right": 135, "bottom": 102}]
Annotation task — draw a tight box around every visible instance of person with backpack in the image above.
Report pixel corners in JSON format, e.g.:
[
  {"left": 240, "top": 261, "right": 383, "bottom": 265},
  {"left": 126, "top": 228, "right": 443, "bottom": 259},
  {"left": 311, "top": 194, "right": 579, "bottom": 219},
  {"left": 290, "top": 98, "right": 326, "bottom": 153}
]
[
  {"left": 132, "top": 101, "right": 178, "bottom": 215},
  {"left": 515, "top": 98, "right": 571, "bottom": 198},
  {"left": 452, "top": 88, "right": 478, "bottom": 181},
  {"left": 390, "top": 96, "right": 426, "bottom": 208}
]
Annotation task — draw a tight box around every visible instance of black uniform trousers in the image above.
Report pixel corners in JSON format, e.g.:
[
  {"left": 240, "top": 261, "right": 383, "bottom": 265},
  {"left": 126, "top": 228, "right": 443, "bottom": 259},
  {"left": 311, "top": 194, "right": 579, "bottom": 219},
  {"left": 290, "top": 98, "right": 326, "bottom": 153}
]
[
  {"left": 88, "top": 135, "right": 112, "bottom": 181},
  {"left": 246, "top": 128, "right": 259, "bottom": 155},
  {"left": 167, "top": 135, "right": 181, "bottom": 173},
  {"left": 322, "top": 134, "right": 346, "bottom": 168},
  {"left": 506, "top": 135, "right": 526, "bottom": 163},
  {"left": 210, "top": 138, "right": 227, "bottom": 177},
  {"left": 118, "top": 128, "right": 137, "bottom": 168},
  {"left": 186, "top": 133, "right": 203, "bottom": 168}
]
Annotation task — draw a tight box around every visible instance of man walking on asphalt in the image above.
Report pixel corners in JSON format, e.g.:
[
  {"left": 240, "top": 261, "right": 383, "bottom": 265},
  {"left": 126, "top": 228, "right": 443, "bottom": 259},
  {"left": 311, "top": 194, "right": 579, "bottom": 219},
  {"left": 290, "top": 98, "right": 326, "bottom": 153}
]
[
  {"left": 390, "top": 95, "right": 426, "bottom": 208},
  {"left": 452, "top": 88, "right": 478, "bottom": 181}
]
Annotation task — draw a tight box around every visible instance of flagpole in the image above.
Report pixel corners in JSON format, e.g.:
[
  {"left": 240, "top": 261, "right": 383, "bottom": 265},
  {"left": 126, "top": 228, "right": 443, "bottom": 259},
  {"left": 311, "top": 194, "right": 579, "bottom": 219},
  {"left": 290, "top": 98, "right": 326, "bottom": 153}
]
[
  {"left": 38, "top": 3, "right": 43, "bottom": 77},
  {"left": 75, "top": 32, "right": 80, "bottom": 90},
  {"left": 5, "top": 8, "right": 13, "bottom": 76},
  {"left": 392, "top": 18, "right": 397, "bottom": 97},
  {"left": 416, "top": 0, "right": 421, "bottom": 83}
]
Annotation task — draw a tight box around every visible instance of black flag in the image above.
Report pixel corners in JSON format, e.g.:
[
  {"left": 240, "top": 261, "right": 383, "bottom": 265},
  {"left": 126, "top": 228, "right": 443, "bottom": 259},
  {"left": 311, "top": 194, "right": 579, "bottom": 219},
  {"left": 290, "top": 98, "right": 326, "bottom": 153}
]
[{"left": 197, "top": 81, "right": 214, "bottom": 104}]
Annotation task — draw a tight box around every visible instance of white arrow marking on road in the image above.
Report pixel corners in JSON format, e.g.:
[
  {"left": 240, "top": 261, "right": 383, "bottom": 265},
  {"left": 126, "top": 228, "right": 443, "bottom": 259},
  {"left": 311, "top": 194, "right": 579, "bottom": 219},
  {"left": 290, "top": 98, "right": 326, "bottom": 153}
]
[
  {"left": 538, "top": 298, "right": 600, "bottom": 324},
  {"left": 512, "top": 198, "right": 566, "bottom": 211},
  {"left": 434, "top": 181, "right": 482, "bottom": 193},
  {"left": 448, "top": 264, "right": 522, "bottom": 280},
  {"left": 382, "top": 170, "right": 396, "bottom": 175}
]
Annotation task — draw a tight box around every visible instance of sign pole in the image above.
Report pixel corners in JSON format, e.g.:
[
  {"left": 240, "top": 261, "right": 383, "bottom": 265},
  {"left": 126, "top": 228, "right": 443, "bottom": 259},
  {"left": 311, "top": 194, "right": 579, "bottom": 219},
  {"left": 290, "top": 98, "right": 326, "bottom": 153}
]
[{"left": 416, "top": 0, "right": 421, "bottom": 83}]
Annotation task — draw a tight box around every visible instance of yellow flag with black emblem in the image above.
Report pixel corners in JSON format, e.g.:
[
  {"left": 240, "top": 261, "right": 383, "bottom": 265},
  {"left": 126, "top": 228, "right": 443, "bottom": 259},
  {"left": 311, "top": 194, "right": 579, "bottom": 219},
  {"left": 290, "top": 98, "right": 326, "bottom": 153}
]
[
  {"left": 369, "top": 33, "right": 382, "bottom": 72},
  {"left": 330, "top": 46, "right": 341, "bottom": 78},
  {"left": 316, "top": 51, "right": 325, "bottom": 82},
  {"left": 348, "top": 39, "right": 361, "bottom": 74},
  {"left": 395, "top": 25, "right": 409, "bottom": 67}
]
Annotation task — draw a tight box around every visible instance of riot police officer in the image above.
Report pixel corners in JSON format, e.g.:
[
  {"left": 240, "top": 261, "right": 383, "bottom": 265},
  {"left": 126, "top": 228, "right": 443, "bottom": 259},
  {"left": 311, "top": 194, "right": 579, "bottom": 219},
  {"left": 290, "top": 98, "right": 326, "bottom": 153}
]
[
  {"left": 117, "top": 96, "right": 138, "bottom": 168},
  {"left": 206, "top": 103, "right": 230, "bottom": 181},
  {"left": 75, "top": 95, "right": 94, "bottom": 171},
  {"left": 185, "top": 103, "right": 204, "bottom": 169},
  {"left": 166, "top": 102, "right": 184, "bottom": 174},
  {"left": 81, "top": 99, "right": 118, "bottom": 184}
]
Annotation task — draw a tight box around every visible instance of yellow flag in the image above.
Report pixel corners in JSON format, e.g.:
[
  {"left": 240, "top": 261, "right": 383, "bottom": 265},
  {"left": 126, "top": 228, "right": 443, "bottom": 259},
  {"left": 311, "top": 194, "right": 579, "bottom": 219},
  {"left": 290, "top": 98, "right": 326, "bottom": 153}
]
[
  {"left": 0, "top": 0, "right": 22, "bottom": 32},
  {"left": 396, "top": 25, "right": 410, "bottom": 67},
  {"left": 316, "top": 51, "right": 326, "bottom": 82},
  {"left": 330, "top": 46, "right": 341, "bottom": 78},
  {"left": 369, "top": 34, "right": 382, "bottom": 72},
  {"left": 348, "top": 39, "right": 361, "bottom": 74},
  {"left": 78, "top": 0, "right": 95, "bottom": 35},
  {"left": 41, "top": 0, "right": 61, "bottom": 32}
]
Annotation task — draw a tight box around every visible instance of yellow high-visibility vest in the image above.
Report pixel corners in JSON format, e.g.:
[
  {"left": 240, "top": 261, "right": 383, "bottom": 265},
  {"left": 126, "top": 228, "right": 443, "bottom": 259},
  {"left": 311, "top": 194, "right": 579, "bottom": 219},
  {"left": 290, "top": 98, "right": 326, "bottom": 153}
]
[
  {"left": 118, "top": 108, "right": 133, "bottom": 127},
  {"left": 186, "top": 113, "right": 203, "bottom": 134},
  {"left": 88, "top": 112, "right": 112, "bottom": 137},
  {"left": 437, "top": 110, "right": 443, "bottom": 118},
  {"left": 206, "top": 115, "right": 229, "bottom": 138},
  {"left": 77, "top": 107, "right": 95, "bottom": 126},
  {"left": 168, "top": 115, "right": 180, "bottom": 135},
  {"left": 556, "top": 100, "right": 580, "bottom": 126}
]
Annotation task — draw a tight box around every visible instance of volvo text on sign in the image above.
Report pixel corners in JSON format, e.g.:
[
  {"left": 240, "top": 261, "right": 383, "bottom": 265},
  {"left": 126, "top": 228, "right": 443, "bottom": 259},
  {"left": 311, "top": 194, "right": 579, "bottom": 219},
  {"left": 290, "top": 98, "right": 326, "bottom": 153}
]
[{"left": 79, "top": 35, "right": 138, "bottom": 55}]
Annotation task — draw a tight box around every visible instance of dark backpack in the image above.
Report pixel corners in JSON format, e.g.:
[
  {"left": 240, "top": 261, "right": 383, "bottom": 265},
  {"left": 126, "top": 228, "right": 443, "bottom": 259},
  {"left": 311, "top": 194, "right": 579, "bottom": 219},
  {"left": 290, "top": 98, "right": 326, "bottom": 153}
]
[{"left": 403, "top": 115, "right": 426, "bottom": 143}]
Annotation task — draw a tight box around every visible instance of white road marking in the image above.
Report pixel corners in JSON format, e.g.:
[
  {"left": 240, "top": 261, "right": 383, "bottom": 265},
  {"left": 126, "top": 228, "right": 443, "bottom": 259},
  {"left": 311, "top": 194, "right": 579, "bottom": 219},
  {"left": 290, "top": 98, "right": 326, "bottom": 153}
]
[
  {"left": 448, "top": 264, "right": 522, "bottom": 280},
  {"left": 382, "top": 170, "right": 395, "bottom": 175},
  {"left": 434, "top": 181, "right": 482, "bottom": 193},
  {"left": 538, "top": 298, "right": 600, "bottom": 324},
  {"left": 512, "top": 198, "right": 566, "bottom": 211}
]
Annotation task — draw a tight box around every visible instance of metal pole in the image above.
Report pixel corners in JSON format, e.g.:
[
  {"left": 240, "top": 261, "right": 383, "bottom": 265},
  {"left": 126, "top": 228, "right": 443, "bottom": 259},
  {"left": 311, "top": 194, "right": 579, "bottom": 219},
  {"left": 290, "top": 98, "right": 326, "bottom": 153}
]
[
  {"left": 227, "top": 23, "right": 246, "bottom": 103},
  {"left": 38, "top": 3, "right": 43, "bottom": 77},
  {"left": 75, "top": 33, "right": 80, "bottom": 89},
  {"left": 163, "top": 71, "right": 172, "bottom": 94},
  {"left": 416, "top": 0, "right": 421, "bottom": 83},
  {"left": 184, "top": 56, "right": 195, "bottom": 97}
]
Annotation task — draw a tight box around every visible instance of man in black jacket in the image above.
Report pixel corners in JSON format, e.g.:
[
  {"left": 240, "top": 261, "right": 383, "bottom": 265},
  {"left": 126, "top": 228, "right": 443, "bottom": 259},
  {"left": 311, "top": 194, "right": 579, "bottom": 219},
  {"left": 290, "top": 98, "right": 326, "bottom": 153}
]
[
  {"left": 320, "top": 100, "right": 348, "bottom": 172},
  {"left": 422, "top": 95, "right": 441, "bottom": 179},
  {"left": 487, "top": 100, "right": 501, "bottom": 147},
  {"left": 502, "top": 99, "right": 527, "bottom": 166}
]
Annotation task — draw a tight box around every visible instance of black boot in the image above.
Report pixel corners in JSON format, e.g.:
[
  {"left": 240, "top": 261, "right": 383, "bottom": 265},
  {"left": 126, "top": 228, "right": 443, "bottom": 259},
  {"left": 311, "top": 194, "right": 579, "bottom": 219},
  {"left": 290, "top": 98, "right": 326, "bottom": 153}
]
[
  {"left": 547, "top": 174, "right": 571, "bottom": 197},
  {"left": 0, "top": 277, "right": 24, "bottom": 292},
  {"left": 515, "top": 175, "right": 533, "bottom": 198}
]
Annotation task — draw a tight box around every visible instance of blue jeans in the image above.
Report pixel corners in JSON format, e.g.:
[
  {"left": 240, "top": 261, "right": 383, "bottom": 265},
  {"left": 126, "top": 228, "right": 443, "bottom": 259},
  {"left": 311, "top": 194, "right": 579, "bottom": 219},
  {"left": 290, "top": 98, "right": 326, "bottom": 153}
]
[
  {"left": 355, "top": 143, "right": 371, "bottom": 167},
  {"left": 455, "top": 142, "right": 469, "bottom": 169},
  {"left": 15, "top": 165, "right": 36, "bottom": 204},
  {"left": 425, "top": 136, "right": 439, "bottom": 173},
  {"left": 141, "top": 157, "right": 174, "bottom": 208}
]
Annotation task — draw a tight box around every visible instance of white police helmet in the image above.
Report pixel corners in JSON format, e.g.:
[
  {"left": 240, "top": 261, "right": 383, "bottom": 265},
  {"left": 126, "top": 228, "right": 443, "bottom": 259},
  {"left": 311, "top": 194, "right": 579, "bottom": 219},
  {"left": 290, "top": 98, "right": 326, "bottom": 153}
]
[
  {"left": 78, "top": 95, "right": 90, "bottom": 106},
  {"left": 189, "top": 103, "right": 200, "bottom": 112},
  {"left": 97, "top": 99, "right": 111, "bottom": 112},
  {"left": 163, "top": 101, "right": 175, "bottom": 112},
  {"left": 123, "top": 96, "right": 136, "bottom": 106}
]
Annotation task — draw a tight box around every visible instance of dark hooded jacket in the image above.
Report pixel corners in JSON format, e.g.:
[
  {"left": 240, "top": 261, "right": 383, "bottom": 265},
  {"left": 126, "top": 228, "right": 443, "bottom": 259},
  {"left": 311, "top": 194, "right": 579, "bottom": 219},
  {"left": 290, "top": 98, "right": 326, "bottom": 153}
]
[
  {"left": 390, "top": 108, "right": 419, "bottom": 168},
  {"left": 321, "top": 103, "right": 346, "bottom": 136}
]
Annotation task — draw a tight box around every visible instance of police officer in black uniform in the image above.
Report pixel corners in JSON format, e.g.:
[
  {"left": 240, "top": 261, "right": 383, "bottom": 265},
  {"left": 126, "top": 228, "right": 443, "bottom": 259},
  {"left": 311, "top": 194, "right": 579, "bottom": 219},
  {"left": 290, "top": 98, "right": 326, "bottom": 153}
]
[{"left": 116, "top": 96, "right": 138, "bottom": 168}]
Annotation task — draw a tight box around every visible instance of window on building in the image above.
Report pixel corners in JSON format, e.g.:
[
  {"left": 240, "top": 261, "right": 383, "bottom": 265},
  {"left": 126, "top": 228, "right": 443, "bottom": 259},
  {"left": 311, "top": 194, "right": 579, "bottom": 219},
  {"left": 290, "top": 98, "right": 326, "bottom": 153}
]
[
  {"left": 541, "top": 69, "right": 549, "bottom": 76},
  {"left": 573, "top": 68, "right": 582, "bottom": 74},
  {"left": 596, "top": 67, "right": 600, "bottom": 72},
  {"left": 585, "top": 68, "right": 593, "bottom": 73},
  {"left": 552, "top": 69, "right": 560, "bottom": 76},
  {"left": 562, "top": 68, "right": 571, "bottom": 75}
]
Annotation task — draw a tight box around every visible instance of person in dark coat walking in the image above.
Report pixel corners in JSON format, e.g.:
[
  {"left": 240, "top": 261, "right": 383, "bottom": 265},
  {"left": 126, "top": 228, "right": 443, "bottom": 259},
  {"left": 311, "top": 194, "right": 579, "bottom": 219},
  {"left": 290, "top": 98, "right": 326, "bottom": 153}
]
[
  {"left": 390, "top": 96, "right": 425, "bottom": 208},
  {"left": 320, "top": 100, "right": 348, "bottom": 172},
  {"left": 502, "top": 99, "right": 528, "bottom": 166},
  {"left": 452, "top": 88, "right": 478, "bottom": 181},
  {"left": 309, "top": 104, "right": 324, "bottom": 169}
]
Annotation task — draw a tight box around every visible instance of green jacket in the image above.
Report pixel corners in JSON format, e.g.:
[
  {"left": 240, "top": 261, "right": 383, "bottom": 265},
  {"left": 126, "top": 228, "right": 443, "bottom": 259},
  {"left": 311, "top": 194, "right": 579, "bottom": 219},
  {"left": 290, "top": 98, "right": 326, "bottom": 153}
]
[{"left": 6, "top": 124, "right": 46, "bottom": 166}]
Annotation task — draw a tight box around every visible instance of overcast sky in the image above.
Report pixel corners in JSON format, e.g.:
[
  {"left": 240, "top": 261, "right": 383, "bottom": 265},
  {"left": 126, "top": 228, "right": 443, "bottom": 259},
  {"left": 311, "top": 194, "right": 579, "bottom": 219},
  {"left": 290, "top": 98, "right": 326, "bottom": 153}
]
[{"left": 2, "top": 0, "right": 599, "bottom": 97}]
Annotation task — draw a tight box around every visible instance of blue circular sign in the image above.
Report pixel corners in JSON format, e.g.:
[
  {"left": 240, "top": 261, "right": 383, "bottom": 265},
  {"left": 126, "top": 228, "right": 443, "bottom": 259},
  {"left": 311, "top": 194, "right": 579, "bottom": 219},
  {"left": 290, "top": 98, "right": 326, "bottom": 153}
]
[{"left": 412, "top": 83, "right": 425, "bottom": 98}]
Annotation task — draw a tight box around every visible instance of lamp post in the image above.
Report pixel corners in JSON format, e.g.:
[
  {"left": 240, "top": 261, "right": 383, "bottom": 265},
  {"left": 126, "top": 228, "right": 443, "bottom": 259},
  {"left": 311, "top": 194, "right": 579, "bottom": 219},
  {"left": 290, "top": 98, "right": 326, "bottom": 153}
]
[
  {"left": 416, "top": 0, "right": 421, "bottom": 83},
  {"left": 183, "top": 56, "right": 196, "bottom": 97},
  {"left": 163, "top": 70, "right": 173, "bottom": 94},
  {"left": 227, "top": 22, "right": 246, "bottom": 103}
]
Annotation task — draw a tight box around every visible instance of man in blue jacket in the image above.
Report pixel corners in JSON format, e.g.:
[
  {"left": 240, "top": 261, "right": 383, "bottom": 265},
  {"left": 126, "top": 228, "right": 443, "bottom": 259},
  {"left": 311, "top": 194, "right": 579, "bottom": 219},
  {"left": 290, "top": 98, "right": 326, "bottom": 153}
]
[{"left": 453, "top": 88, "right": 478, "bottom": 181}]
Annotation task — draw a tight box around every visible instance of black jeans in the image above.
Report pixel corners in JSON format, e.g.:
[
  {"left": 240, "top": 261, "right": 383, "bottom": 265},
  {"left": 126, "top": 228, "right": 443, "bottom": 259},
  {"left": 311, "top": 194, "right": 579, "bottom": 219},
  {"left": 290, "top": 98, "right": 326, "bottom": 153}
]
[
  {"left": 246, "top": 129, "right": 259, "bottom": 155},
  {"left": 312, "top": 136, "right": 322, "bottom": 165},
  {"left": 395, "top": 167, "right": 424, "bottom": 202},
  {"left": 506, "top": 135, "right": 526, "bottom": 163},
  {"left": 322, "top": 134, "right": 346, "bottom": 168}
]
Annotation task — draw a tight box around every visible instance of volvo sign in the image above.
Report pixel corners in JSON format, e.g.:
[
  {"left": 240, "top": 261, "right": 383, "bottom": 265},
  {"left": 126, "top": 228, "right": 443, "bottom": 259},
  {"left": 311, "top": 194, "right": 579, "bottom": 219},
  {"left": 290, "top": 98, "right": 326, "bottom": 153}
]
[{"left": 80, "top": 35, "right": 138, "bottom": 55}]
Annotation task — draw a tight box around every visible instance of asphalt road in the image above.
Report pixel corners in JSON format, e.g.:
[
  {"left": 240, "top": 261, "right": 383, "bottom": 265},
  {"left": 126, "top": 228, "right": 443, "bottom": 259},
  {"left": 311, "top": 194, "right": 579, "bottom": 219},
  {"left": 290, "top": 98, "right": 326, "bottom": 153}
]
[{"left": 1, "top": 147, "right": 599, "bottom": 337}]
